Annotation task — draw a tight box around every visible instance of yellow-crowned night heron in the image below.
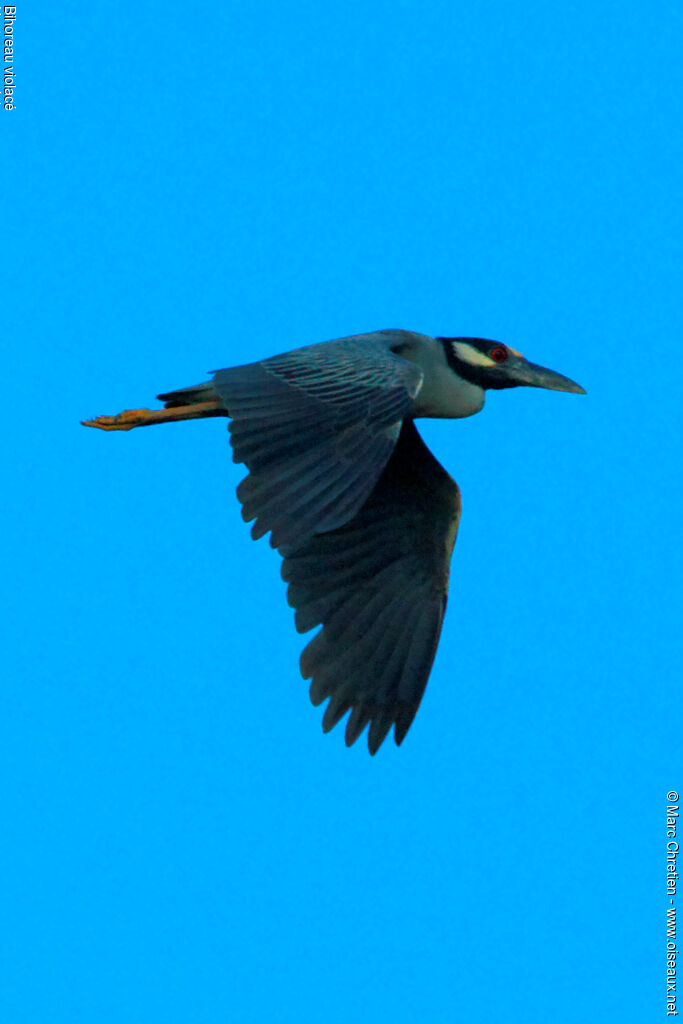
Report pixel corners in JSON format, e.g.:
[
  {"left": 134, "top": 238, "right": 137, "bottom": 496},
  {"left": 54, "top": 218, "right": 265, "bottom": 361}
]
[{"left": 83, "top": 329, "right": 585, "bottom": 753}]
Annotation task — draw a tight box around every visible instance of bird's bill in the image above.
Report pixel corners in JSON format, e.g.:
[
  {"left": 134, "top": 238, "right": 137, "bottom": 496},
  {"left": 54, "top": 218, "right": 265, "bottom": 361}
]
[{"left": 507, "top": 358, "right": 586, "bottom": 394}]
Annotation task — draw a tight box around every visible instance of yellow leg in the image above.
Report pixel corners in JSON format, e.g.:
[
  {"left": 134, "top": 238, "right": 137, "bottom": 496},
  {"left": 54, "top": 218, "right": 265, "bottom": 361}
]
[{"left": 81, "top": 400, "right": 226, "bottom": 431}]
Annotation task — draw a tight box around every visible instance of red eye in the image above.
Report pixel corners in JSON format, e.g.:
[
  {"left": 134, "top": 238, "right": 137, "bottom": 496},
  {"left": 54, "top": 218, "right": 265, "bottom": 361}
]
[{"left": 490, "top": 345, "right": 508, "bottom": 363}]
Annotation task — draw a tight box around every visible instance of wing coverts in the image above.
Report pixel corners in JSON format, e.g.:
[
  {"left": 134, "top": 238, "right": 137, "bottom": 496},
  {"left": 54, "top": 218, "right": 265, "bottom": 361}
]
[{"left": 210, "top": 337, "right": 423, "bottom": 553}]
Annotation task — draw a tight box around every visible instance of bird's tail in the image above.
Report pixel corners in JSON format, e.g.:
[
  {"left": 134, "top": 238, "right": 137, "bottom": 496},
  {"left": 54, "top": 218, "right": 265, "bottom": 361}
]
[{"left": 156, "top": 381, "right": 220, "bottom": 408}]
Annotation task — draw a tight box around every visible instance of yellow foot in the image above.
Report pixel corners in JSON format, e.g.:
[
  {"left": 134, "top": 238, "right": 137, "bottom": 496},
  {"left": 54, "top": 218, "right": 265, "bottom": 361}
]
[
  {"left": 81, "top": 399, "right": 226, "bottom": 431},
  {"left": 81, "top": 409, "right": 157, "bottom": 431}
]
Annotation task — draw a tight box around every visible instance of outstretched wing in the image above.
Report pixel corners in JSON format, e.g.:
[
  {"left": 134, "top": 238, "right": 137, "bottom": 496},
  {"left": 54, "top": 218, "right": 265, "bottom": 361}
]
[
  {"left": 206, "top": 333, "right": 424, "bottom": 552},
  {"left": 281, "top": 420, "right": 461, "bottom": 754}
]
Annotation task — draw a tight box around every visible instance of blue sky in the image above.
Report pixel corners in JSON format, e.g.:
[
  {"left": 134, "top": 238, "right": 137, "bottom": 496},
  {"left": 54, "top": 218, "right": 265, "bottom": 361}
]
[{"left": 3, "top": 2, "right": 681, "bottom": 1021}]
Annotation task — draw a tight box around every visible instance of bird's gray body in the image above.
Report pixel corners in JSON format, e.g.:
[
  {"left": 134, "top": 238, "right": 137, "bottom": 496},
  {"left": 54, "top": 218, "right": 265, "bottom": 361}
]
[{"left": 89, "top": 329, "right": 585, "bottom": 754}]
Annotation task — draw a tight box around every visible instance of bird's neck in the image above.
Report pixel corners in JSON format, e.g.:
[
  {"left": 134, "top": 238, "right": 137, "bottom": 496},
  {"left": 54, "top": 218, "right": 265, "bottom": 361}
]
[{"left": 404, "top": 338, "right": 486, "bottom": 419}]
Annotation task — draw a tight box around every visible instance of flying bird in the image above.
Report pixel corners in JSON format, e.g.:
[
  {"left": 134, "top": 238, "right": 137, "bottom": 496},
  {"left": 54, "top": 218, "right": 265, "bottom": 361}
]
[{"left": 83, "top": 330, "right": 585, "bottom": 753}]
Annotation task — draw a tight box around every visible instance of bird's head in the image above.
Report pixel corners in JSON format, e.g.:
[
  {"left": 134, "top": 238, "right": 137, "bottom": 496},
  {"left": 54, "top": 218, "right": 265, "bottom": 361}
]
[{"left": 437, "top": 337, "right": 586, "bottom": 394}]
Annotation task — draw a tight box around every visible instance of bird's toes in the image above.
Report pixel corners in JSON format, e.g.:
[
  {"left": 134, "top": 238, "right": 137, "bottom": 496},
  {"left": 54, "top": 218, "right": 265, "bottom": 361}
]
[{"left": 81, "top": 409, "right": 149, "bottom": 431}]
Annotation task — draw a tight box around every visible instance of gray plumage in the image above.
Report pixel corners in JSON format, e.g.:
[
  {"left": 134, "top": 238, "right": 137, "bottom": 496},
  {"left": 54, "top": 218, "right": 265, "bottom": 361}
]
[{"left": 86, "top": 329, "right": 585, "bottom": 753}]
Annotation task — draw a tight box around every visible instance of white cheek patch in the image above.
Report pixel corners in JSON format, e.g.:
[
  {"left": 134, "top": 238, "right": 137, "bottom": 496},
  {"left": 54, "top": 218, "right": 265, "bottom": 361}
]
[{"left": 451, "top": 341, "right": 496, "bottom": 367}]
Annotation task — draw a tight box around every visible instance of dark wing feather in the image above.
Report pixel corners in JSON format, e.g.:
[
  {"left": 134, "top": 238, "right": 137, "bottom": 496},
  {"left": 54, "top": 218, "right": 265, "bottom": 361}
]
[
  {"left": 281, "top": 420, "right": 461, "bottom": 753},
  {"left": 208, "top": 336, "right": 423, "bottom": 552}
]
